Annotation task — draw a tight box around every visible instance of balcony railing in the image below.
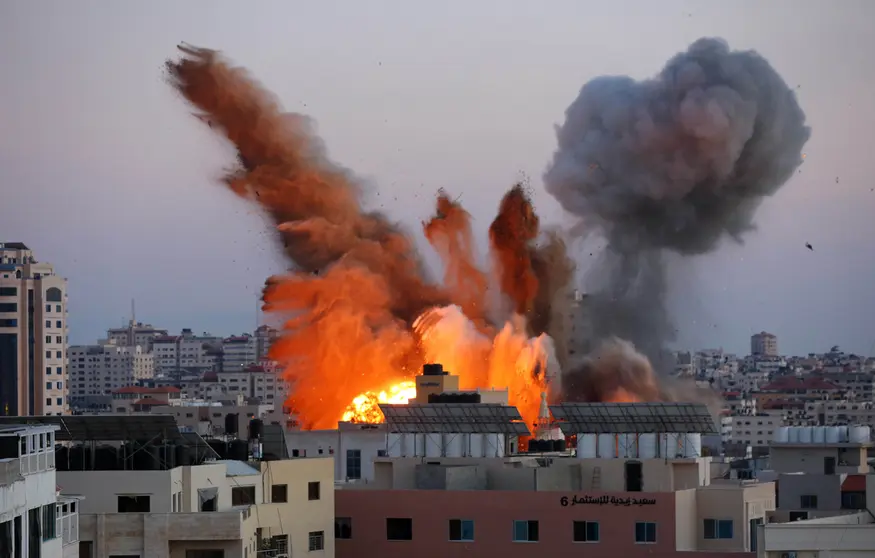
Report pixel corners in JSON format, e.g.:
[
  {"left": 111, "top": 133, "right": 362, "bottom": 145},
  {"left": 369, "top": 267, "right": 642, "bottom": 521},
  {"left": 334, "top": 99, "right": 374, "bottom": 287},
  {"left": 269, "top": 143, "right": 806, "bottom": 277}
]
[
  {"left": 20, "top": 449, "right": 54, "bottom": 475},
  {"left": 57, "top": 512, "right": 79, "bottom": 545}
]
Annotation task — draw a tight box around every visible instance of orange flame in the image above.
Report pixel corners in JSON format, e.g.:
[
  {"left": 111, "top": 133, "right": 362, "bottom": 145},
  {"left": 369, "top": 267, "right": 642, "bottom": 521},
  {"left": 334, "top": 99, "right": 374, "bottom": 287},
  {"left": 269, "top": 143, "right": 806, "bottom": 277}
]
[{"left": 167, "top": 46, "right": 554, "bottom": 432}]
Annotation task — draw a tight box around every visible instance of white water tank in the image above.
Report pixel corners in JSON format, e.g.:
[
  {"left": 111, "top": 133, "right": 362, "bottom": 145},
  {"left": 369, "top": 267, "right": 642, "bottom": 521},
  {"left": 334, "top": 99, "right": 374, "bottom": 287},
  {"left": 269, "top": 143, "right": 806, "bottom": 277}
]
[
  {"left": 425, "top": 433, "right": 442, "bottom": 457},
  {"left": 850, "top": 425, "right": 871, "bottom": 444},
  {"left": 444, "top": 434, "right": 463, "bottom": 458},
  {"left": 597, "top": 434, "right": 617, "bottom": 458},
  {"left": 619, "top": 434, "right": 638, "bottom": 458},
  {"left": 639, "top": 434, "right": 658, "bottom": 458},
  {"left": 387, "top": 433, "right": 405, "bottom": 457},
  {"left": 484, "top": 434, "right": 505, "bottom": 457},
  {"left": 577, "top": 434, "right": 598, "bottom": 458},
  {"left": 812, "top": 427, "right": 826, "bottom": 444},
  {"left": 774, "top": 427, "right": 790, "bottom": 444},
  {"left": 799, "top": 427, "right": 813, "bottom": 444},
  {"left": 682, "top": 434, "right": 702, "bottom": 458},
  {"left": 825, "top": 427, "right": 840, "bottom": 444},
  {"left": 787, "top": 427, "right": 800, "bottom": 443},
  {"left": 469, "top": 434, "right": 484, "bottom": 458},
  {"left": 414, "top": 433, "right": 427, "bottom": 457},
  {"left": 660, "top": 434, "right": 682, "bottom": 458},
  {"left": 839, "top": 426, "right": 850, "bottom": 443}
]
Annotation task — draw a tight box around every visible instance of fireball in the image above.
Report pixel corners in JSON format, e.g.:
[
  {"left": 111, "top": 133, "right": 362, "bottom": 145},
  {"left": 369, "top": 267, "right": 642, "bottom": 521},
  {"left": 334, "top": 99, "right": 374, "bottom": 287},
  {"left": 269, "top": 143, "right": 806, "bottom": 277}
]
[{"left": 342, "top": 381, "right": 417, "bottom": 423}]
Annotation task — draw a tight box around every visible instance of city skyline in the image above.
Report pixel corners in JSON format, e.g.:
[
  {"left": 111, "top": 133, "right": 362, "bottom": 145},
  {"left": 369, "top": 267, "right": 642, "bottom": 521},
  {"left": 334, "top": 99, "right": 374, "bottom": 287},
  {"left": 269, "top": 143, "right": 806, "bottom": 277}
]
[{"left": 2, "top": 1, "right": 874, "bottom": 356}]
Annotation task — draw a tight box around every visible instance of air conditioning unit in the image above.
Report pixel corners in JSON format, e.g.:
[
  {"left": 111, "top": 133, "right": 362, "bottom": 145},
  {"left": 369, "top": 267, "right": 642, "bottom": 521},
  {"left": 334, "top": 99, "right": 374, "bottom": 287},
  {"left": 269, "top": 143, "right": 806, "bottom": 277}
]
[{"left": 781, "top": 552, "right": 797, "bottom": 558}]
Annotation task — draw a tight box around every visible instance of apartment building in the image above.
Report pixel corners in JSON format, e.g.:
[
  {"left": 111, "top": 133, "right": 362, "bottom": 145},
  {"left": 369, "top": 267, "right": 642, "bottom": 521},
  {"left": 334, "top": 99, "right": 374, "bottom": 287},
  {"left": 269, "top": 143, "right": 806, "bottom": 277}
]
[
  {"left": 104, "top": 321, "right": 168, "bottom": 352},
  {"left": 152, "top": 329, "right": 222, "bottom": 377},
  {"left": 0, "top": 242, "right": 69, "bottom": 416},
  {"left": 0, "top": 424, "right": 80, "bottom": 558},
  {"left": 751, "top": 332, "right": 778, "bottom": 357},
  {"left": 0, "top": 415, "right": 335, "bottom": 558},
  {"left": 726, "top": 413, "right": 783, "bottom": 452},
  {"left": 222, "top": 335, "right": 257, "bottom": 372},
  {"left": 68, "top": 343, "right": 154, "bottom": 408}
]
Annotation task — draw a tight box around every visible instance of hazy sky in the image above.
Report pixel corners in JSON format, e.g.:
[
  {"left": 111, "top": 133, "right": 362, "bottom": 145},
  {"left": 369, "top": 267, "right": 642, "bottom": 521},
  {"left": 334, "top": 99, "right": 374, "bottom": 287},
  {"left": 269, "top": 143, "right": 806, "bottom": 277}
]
[{"left": 1, "top": 0, "right": 873, "bottom": 356}]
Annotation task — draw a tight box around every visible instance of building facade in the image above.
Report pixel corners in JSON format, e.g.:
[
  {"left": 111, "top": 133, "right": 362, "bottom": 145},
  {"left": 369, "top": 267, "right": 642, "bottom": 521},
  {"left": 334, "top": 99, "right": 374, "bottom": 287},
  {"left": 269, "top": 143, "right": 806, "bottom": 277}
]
[
  {"left": 751, "top": 332, "right": 778, "bottom": 357},
  {"left": 0, "top": 424, "right": 80, "bottom": 558},
  {"left": 0, "top": 242, "right": 69, "bottom": 416}
]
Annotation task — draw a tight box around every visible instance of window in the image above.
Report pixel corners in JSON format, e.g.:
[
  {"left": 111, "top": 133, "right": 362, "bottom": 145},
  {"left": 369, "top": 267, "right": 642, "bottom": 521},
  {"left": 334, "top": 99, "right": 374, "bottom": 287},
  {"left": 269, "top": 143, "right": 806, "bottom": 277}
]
[
  {"left": 55, "top": 321, "right": 62, "bottom": 329},
  {"left": 573, "top": 520, "right": 599, "bottom": 542},
  {"left": 335, "top": 517, "right": 352, "bottom": 539},
  {"left": 41, "top": 504, "right": 56, "bottom": 540},
  {"left": 231, "top": 486, "right": 255, "bottom": 506},
  {"left": 271, "top": 484, "right": 288, "bottom": 503},
  {"left": 45, "top": 367, "right": 51, "bottom": 375},
  {"left": 198, "top": 487, "right": 218, "bottom": 511},
  {"left": 308, "top": 530, "right": 324, "bottom": 551},
  {"left": 45, "top": 336, "right": 52, "bottom": 344},
  {"left": 0, "top": 319, "right": 16, "bottom": 327},
  {"left": 56, "top": 398, "right": 62, "bottom": 406},
  {"left": 449, "top": 519, "right": 474, "bottom": 542},
  {"left": 45, "top": 351, "right": 51, "bottom": 359},
  {"left": 45, "top": 304, "right": 51, "bottom": 313},
  {"left": 513, "top": 520, "right": 539, "bottom": 542},
  {"left": 386, "top": 518, "right": 413, "bottom": 541},
  {"left": 45, "top": 320, "right": 50, "bottom": 328},
  {"left": 45, "top": 398, "right": 51, "bottom": 406},
  {"left": 55, "top": 351, "right": 61, "bottom": 358},
  {"left": 0, "top": 287, "right": 16, "bottom": 296},
  {"left": 801, "top": 495, "right": 818, "bottom": 509},
  {"left": 346, "top": 449, "right": 361, "bottom": 480},
  {"left": 842, "top": 492, "right": 866, "bottom": 510},
  {"left": 46, "top": 382, "right": 51, "bottom": 390},
  {"left": 308, "top": 481, "right": 320, "bottom": 501},
  {"left": 45, "top": 288, "right": 62, "bottom": 302},
  {"left": 0, "top": 303, "right": 17, "bottom": 313},
  {"left": 55, "top": 305, "right": 61, "bottom": 313},
  {"left": 55, "top": 336, "right": 62, "bottom": 344},
  {"left": 704, "top": 519, "right": 734, "bottom": 539},
  {"left": 635, "top": 521, "right": 657, "bottom": 544},
  {"left": 117, "top": 495, "right": 151, "bottom": 513}
]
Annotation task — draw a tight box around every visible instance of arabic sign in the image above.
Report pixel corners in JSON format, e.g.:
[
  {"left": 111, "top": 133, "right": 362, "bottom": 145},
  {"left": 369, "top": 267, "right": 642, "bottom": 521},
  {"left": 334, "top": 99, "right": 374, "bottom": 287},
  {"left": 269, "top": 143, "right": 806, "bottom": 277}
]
[{"left": 560, "top": 495, "right": 657, "bottom": 507}]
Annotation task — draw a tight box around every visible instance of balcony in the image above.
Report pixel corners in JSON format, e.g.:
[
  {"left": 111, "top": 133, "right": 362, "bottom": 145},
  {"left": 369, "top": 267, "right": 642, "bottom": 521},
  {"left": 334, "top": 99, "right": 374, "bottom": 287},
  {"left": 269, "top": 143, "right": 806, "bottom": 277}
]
[{"left": 56, "top": 499, "right": 80, "bottom": 546}]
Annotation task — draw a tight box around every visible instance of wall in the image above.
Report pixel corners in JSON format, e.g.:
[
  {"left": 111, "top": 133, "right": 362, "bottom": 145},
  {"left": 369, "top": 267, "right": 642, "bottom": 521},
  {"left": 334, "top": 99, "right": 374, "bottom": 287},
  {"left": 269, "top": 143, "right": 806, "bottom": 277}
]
[
  {"left": 777, "top": 473, "right": 843, "bottom": 511},
  {"left": 285, "top": 426, "right": 386, "bottom": 482},
  {"left": 256, "top": 458, "right": 334, "bottom": 557},
  {"left": 336, "top": 488, "right": 677, "bottom": 558},
  {"left": 57, "top": 470, "right": 174, "bottom": 514},
  {"left": 770, "top": 445, "right": 867, "bottom": 474},
  {"left": 760, "top": 515, "right": 875, "bottom": 558},
  {"left": 674, "top": 489, "right": 697, "bottom": 551}
]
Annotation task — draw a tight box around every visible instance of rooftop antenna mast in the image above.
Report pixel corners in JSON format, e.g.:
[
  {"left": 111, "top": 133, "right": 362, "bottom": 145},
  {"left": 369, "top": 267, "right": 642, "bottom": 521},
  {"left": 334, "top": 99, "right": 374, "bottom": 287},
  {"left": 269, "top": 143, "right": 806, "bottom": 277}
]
[{"left": 131, "top": 298, "right": 136, "bottom": 326}]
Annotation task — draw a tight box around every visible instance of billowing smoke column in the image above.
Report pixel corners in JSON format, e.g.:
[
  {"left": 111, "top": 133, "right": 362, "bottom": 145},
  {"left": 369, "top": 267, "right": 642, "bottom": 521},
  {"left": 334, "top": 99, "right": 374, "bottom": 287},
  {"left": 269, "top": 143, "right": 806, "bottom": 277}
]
[
  {"left": 165, "top": 45, "right": 562, "bottom": 430},
  {"left": 545, "top": 38, "right": 811, "bottom": 399}
]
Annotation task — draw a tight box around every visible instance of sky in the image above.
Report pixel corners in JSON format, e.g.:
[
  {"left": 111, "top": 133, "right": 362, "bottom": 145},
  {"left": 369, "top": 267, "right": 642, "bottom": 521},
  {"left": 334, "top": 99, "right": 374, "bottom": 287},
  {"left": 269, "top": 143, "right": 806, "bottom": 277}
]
[{"left": 1, "top": 0, "right": 874, "bottom": 357}]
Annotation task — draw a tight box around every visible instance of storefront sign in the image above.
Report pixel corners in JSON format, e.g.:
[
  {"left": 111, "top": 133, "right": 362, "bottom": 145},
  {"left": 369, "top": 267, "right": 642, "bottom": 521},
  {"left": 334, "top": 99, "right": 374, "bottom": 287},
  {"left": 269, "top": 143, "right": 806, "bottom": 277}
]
[{"left": 560, "top": 495, "right": 656, "bottom": 507}]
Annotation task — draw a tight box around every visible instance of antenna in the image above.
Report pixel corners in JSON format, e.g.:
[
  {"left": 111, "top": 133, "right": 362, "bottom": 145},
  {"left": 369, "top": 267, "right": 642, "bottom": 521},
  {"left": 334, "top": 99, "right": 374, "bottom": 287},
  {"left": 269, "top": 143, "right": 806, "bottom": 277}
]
[{"left": 131, "top": 298, "right": 136, "bottom": 326}]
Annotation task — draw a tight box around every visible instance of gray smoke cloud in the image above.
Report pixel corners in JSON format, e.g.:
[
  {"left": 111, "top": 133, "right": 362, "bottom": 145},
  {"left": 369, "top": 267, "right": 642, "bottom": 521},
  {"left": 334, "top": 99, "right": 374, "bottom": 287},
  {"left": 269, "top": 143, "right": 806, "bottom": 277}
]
[{"left": 545, "top": 38, "right": 811, "bottom": 387}]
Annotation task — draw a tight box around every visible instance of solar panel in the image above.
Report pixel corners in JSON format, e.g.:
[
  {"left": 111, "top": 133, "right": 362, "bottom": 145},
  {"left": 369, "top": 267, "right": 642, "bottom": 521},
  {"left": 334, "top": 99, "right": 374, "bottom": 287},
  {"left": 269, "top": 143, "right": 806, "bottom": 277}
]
[
  {"left": 378, "top": 403, "right": 531, "bottom": 436},
  {"left": 0, "top": 415, "right": 185, "bottom": 442},
  {"left": 548, "top": 402, "right": 717, "bottom": 435}
]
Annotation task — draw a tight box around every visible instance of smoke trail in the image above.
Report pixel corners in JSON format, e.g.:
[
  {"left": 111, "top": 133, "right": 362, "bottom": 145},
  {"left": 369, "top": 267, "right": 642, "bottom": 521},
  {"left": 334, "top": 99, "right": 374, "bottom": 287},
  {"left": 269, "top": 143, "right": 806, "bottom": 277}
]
[{"left": 544, "top": 38, "right": 811, "bottom": 375}]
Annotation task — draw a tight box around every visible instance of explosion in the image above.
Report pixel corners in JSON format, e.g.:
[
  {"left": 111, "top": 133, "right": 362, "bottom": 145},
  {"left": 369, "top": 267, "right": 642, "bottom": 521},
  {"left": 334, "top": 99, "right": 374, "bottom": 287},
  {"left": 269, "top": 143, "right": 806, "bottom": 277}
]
[
  {"left": 165, "top": 36, "right": 810, "bottom": 428},
  {"left": 165, "top": 45, "right": 565, "bottom": 430}
]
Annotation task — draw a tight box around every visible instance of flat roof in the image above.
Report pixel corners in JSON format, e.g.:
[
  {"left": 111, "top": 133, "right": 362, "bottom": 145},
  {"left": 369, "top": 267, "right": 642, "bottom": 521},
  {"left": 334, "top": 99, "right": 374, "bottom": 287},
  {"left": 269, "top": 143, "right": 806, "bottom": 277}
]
[
  {"left": 0, "top": 415, "right": 184, "bottom": 442},
  {"left": 379, "top": 403, "right": 531, "bottom": 435}
]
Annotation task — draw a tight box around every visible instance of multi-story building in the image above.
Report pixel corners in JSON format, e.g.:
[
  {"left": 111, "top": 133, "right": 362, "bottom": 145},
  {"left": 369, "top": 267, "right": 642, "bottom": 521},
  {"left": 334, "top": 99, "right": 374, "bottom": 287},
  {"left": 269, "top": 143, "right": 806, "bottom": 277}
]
[
  {"left": 0, "top": 242, "right": 69, "bottom": 416},
  {"left": 751, "top": 332, "right": 778, "bottom": 357},
  {"left": 104, "top": 320, "right": 168, "bottom": 351},
  {"left": 152, "top": 329, "right": 222, "bottom": 377},
  {"left": 222, "top": 334, "right": 257, "bottom": 372},
  {"left": 0, "top": 414, "right": 336, "bottom": 558},
  {"left": 725, "top": 413, "right": 783, "bottom": 453},
  {"left": 254, "top": 325, "right": 279, "bottom": 362},
  {"left": 0, "top": 424, "right": 80, "bottom": 557},
  {"left": 68, "top": 342, "right": 154, "bottom": 408}
]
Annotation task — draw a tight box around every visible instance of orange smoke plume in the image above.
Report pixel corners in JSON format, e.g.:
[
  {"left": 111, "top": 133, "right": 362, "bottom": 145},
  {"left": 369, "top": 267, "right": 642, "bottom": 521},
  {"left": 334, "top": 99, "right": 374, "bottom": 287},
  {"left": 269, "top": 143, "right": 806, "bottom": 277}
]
[
  {"left": 166, "top": 45, "right": 557, "bottom": 431},
  {"left": 489, "top": 184, "right": 541, "bottom": 317}
]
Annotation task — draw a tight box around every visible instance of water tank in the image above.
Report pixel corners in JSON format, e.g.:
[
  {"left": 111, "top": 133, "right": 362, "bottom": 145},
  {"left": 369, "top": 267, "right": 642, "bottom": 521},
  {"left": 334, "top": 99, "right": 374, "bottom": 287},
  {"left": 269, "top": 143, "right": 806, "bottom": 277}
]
[
  {"left": 598, "top": 434, "right": 619, "bottom": 459},
  {"left": 839, "top": 426, "right": 850, "bottom": 443},
  {"left": 774, "top": 427, "right": 790, "bottom": 444},
  {"left": 444, "top": 434, "right": 463, "bottom": 458},
  {"left": 799, "top": 427, "right": 813, "bottom": 444},
  {"left": 422, "top": 363, "right": 444, "bottom": 376},
  {"left": 660, "top": 434, "right": 681, "bottom": 458},
  {"left": 208, "top": 439, "right": 227, "bottom": 460},
  {"left": 639, "top": 434, "right": 657, "bottom": 458},
  {"left": 414, "top": 434, "right": 426, "bottom": 457},
  {"left": 224, "top": 413, "right": 238, "bottom": 436},
  {"left": 787, "top": 427, "right": 800, "bottom": 444},
  {"left": 552, "top": 440, "right": 566, "bottom": 452},
  {"left": 850, "top": 425, "right": 871, "bottom": 444},
  {"left": 425, "top": 433, "right": 442, "bottom": 457},
  {"left": 388, "top": 433, "right": 404, "bottom": 458},
  {"left": 248, "top": 418, "right": 263, "bottom": 440},
  {"left": 469, "top": 434, "right": 485, "bottom": 458},
  {"left": 485, "top": 434, "right": 505, "bottom": 457},
  {"left": 682, "top": 434, "right": 702, "bottom": 458},
  {"left": 229, "top": 439, "right": 249, "bottom": 461},
  {"left": 577, "top": 434, "right": 597, "bottom": 458},
  {"left": 825, "top": 426, "right": 841, "bottom": 444},
  {"left": 812, "top": 427, "right": 826, "bottom": 444},
  {"left": 175, "top": 445, "right": 192, "bottom": 466},
  {"left": 619, "top": 434, "right": 638, "bottom": 458}
]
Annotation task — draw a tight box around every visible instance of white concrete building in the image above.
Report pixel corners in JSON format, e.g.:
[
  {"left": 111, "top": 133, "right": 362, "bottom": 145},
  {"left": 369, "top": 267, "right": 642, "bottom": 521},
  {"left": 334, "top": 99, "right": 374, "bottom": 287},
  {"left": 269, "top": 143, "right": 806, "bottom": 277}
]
[
  {"left": 751, "top": 332, "right": 779, "bottom": 357},
  {"left": 286, "top": 422, "right": 389, "bottom": 483},
  {"left": 0, "top": 242, "right": 69, "bottom": 416},
  {"left": 68, "top": 343, "right": 154, "bottom": 407},
  {"left": 0, "top": 424, "right": 79, "bottom": 558},
  {"left": 221, "top": 335, "right": 257, "bottom": 373},
  {"left": 104, "top": 321, "right": 168, "bottom": 352},
  {"left": 152, "top": 329, "right": 222, "bottom": 377},
  {"left": 727, "top": 413, "right": 784, "bottom": 449}
]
